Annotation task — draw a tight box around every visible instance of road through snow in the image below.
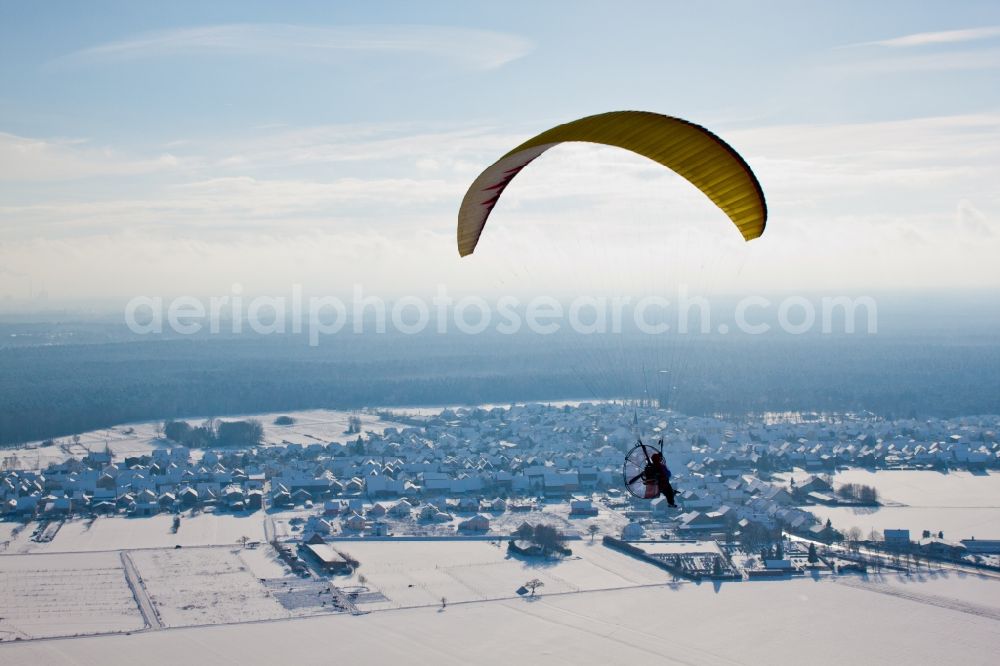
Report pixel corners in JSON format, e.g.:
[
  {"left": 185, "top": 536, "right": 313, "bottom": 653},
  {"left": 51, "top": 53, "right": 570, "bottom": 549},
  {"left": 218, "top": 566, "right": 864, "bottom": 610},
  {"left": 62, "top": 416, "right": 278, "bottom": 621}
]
[{"left": 120, "top": 551, "right": 162, "bottom": 630}]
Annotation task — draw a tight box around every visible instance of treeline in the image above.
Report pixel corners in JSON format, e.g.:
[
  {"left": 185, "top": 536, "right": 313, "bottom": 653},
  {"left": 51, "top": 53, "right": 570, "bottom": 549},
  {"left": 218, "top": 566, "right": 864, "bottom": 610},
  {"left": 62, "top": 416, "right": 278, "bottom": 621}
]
[
  {"left": 511, "top": 523, "right": 571, "bottom": 555},
  {"left": 837, "top": 483, "right": 880, "bottom": 504},
  {"left": 163, "top": 419, "right": 264, "bottom": 448},
  {"left": 1, "top": 332, "right": 999, "bottom": 445}
]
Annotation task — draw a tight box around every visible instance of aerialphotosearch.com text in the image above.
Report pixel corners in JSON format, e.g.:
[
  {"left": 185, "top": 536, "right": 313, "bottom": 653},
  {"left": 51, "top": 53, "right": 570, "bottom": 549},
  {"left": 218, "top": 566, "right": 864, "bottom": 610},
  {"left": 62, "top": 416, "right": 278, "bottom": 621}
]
[{"left": 124, "top": 284, "right": 878, "bottom": 346}]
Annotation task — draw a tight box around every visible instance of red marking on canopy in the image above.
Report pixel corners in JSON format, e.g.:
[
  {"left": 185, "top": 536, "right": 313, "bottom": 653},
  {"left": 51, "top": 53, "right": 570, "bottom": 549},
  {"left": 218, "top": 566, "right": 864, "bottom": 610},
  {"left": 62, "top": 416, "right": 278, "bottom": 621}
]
[{"left": 480, "top": 193, "right": 502, "bottom": 208}]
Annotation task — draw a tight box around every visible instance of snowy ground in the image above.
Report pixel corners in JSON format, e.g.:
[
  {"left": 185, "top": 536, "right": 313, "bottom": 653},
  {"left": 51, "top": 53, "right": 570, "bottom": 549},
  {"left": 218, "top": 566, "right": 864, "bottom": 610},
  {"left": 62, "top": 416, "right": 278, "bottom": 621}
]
[
  {"left": 4, "top": 574, "right": 1000, "bottom": 665},
  {"left": 773, "top": 469, "right": 1000, "bottom": 540},
  {"left": 127, "top": 547, "right": 292, "bottom": 627},
  {"left": 0, "top": 522, "right": 26, "bottom": 551},
  {"left": 330, "top": 539, "right": 669, "bottom": 611},
  {"left": 0, "top": 408, "right": 409, "bottom": 471},
  {"left": 776, "top": 469, "right": 1000, "bottom": 508},
  {"left": 0, "top": 552, "right": 144, "bottom": 640},
  {"left": 8, "top": 537, "right": 669, "bottom": 635},
  {"left": 833, "top": 568, "right": 1000, "bottom": 616},
  {"left": 253, "top": 408, "right": 409, "bottom": 446},
  {"left": 806, "top": 505, "right": 1000, "bottom": 542},
  {"left": 0, "top": 423, "right": 164, "bottom": 471},
  {"left": 832, "top": 469, "right": 1000, "bottom": 506},
  {"left": 4, "top": 532, "right": 1000, "bottom": 662},
  {"left": 2, "top": 513, "right": 266, "bottom": 554},
  {"left": 238, "top": 543, "right": 293, "bottom": 579}
]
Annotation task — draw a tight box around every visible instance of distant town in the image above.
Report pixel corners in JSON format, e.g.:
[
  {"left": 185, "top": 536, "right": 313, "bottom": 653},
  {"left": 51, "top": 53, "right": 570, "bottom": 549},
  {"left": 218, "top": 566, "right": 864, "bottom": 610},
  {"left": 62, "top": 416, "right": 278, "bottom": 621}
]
[{"left": 3, "top": 403, "right": 998, "bottom": 585}]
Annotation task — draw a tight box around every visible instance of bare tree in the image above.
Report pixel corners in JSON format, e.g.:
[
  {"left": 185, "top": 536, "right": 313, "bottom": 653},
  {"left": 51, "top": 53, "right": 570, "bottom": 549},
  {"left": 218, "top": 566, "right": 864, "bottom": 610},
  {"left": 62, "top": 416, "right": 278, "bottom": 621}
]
[
  {"left": 441, "top": 597, "right": 447, "bottom": 609},
  {"left": 525, "top": 579, "right": 544, "bottom": 597},
  {"left": 846, "top": 527, "right": 863, "bottom": 553},
  {"left": 587, "top": 524, "right": 600, "bottom": 543},
  {"left": 868, "top": 529, "right": 884, "bottom": 572}
]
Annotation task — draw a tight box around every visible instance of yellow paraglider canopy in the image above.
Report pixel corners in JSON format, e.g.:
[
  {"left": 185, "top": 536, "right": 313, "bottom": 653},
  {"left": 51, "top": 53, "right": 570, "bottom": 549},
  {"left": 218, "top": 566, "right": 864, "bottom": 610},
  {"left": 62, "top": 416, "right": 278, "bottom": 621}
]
[{"left": 457, "top": 110, "right": 767, "bottom": 257}]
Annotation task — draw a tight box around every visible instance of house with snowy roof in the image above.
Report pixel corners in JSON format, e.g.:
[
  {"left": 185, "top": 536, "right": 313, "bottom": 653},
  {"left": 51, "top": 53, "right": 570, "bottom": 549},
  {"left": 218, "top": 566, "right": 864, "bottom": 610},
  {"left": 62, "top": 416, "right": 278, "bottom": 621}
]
[{"left": 458, "top": 514, "right": 490, "bottom": 531}]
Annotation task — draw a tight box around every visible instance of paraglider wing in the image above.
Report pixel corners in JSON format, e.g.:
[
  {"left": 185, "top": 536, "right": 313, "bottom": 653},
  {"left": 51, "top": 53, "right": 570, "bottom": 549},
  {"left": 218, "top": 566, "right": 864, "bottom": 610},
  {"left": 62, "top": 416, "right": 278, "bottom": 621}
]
[{"left": 457, "top": 110, "right": 767, "bottom": 256}]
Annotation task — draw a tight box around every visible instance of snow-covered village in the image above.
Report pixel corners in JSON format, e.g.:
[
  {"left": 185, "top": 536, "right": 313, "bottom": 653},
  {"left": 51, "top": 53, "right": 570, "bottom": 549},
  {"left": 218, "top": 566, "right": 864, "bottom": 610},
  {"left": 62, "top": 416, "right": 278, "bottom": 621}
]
[
  {"left": 2, "top": 402, "right": 999, "bottom": 658},
  {"left": 5, "top": 3, "right": 1000, "bottom": 664}
]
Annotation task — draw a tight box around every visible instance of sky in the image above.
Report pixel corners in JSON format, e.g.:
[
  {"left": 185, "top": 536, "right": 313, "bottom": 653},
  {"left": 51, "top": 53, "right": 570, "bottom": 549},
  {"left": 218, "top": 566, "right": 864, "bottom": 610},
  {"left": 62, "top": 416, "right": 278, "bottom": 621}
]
[{"left": 1, "top": 0, "right": 999, "bottom": 307}]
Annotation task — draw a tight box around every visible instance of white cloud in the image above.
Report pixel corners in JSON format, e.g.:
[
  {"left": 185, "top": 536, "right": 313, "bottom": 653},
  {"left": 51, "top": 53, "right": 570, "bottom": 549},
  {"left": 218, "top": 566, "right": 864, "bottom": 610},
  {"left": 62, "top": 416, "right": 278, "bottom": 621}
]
[
  {"left": 861, "top": 25, "right": 1000, "bottom": 48},
  {"left": 957, "top": 199, "right": 996, "bottom": 239},
  {"left": 0, "top": 132, "right": 182, "bottom": 181},
  {"left": 64, "top": 23, "right": 533, "bottom": 70},
  {"left": 3, "top": 113, "right": 1000, "bottom": 300},
  {"left": 201, "top": 122, "right": 528, "bottom": 173},
  {"left": 730, "top": 113, "right": 1000, "bottom": 172},
  {"left": 831, "top": 48, "right": 1000, "bottom": 73},
  {"left": 0, "top": 175, "right": 460, "bottom": 238},
  {"left": 834, "top": 26, "right": 1000, "bottom": 74}
]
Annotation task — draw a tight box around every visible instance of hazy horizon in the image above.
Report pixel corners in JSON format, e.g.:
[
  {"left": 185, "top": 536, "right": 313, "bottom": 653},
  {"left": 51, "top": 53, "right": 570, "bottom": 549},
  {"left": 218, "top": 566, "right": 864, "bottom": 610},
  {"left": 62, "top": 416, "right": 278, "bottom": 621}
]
[
  {"left": 4, "top": 5, "right": 1000, "bottom": 664},
  {"left": 3, "top": 1, "right": 1000, "bottom": 306}
]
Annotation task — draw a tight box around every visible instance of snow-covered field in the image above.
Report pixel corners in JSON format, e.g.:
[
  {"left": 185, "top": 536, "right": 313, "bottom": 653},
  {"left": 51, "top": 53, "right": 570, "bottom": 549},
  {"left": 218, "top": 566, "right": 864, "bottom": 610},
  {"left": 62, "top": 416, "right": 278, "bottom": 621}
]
[
  {"left": 775, "top": 469, "right": 1000, "bottom": 540},
  {"left": 238, "top": 543, "right": 292, "bottom": 579},
  {"left": 254, "top": 408, "right": 409, "bottom": 446},
  {"left": 0, "top": 522, "right": 25, "bottom": 549},
  {"left": 128, "top": 547, "right": 291, "bottom": 627},
  {"left": 807, "top": 505, "right": 999, "bottom": 542},
  {"left": 777, "top": 469, "right": 1000, "bottom": 507},
  {"left": 4, "top": 574, "right": 999, "bottom": 665},
  {"left": 332, "top": 540, "right": 669, "bottom": 610},
  {"left": 834, "top": 569, "right": 1000, "bottom": 615},
  {"left": 831, "top": 469, "right": 1000, "bottom": 507},
  {"left": 4, "top": 528, "right": 1000, "bottom": 662},
  {"left": 1, "top": 408, "right": 409, "bottom": 471},
  {"left": 0, "top": 423, "right": 164, "bottom": 471},
  {"left": 2, "top": 513, "right": 266, "bottom": 554},
  {"left": 0, "top": 552, "right": 144, "bottom": 640},
  {"left": 10, "top": 536, "right": 662, "bottom": 633}
]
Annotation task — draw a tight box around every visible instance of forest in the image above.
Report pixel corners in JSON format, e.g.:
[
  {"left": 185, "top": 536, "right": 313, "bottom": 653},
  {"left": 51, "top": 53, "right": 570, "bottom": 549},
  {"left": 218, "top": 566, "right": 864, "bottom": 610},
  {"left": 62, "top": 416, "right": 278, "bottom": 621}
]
[{"left": 1, "top": 325, "right": 998, "bottom": 445}]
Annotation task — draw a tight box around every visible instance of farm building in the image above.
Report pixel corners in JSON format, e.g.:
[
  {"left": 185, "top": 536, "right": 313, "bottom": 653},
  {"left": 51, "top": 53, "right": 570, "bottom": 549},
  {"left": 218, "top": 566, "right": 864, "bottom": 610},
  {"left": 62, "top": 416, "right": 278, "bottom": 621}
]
[{"left": 302, "top": 543, "right": 351, "bottom": 573}]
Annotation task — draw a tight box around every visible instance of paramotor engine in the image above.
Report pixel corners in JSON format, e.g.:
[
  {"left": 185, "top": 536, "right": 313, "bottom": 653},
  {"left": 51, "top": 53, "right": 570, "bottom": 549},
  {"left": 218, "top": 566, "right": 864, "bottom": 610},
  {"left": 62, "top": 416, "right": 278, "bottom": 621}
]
[{"left": 623, "top": 438, "right": 665, "bottom": 499}]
